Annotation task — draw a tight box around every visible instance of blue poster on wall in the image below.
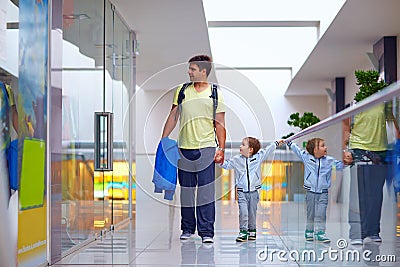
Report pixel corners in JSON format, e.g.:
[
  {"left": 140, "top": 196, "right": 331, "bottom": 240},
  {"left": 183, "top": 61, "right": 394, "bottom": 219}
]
[{"left": 18, "top": 1, "right": 48, "bottom": 267}]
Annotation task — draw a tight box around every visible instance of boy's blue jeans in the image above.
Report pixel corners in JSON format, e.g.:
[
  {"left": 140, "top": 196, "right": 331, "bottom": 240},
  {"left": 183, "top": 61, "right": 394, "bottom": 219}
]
[
  {"left": 237, "top": 190, "right": 259, "bottom": 231},
  {"left": 305, "top": 191, "right": 328, "bottom": 233}
]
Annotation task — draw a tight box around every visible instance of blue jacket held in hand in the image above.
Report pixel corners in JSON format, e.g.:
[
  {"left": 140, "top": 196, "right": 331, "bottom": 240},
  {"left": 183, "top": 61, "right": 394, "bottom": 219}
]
[{"left": 152, "top": 137, "right": 180, "bottom": 200}]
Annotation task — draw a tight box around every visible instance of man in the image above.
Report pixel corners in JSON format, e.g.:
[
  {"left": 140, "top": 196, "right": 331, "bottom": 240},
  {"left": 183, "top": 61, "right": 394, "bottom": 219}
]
[
  {"left": 161, "top": 55, "right": 226, "bottom": 243},
  {"left": 343, "top": 103, "right": 399, "bottom": 245}
]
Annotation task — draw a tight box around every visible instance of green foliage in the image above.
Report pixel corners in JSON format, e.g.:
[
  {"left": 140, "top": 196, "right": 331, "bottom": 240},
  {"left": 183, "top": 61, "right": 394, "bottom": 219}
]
[
  {"left": 281, "top": 112, "right": 320, "bottom": 139},
  {"left": 287, "top": 112, "right": 320, "bottom": 130},
  {"left": 354, "top": 70, "right": 388, "bottom": 102}
]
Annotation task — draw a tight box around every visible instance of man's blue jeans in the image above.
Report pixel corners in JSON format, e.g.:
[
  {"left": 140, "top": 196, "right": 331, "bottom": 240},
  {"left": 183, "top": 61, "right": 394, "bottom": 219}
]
[
  {"left": 178, "top": 147, "right": 215, "bottom": 238},
  {"left": 349, "top": 149, "right": 387, "bottom": 239}
]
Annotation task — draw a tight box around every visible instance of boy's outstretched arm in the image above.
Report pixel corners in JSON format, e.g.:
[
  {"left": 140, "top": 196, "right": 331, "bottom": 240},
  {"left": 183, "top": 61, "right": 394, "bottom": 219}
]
[{"left": 258, "top": 140, "right": 281, "bottom": 162}]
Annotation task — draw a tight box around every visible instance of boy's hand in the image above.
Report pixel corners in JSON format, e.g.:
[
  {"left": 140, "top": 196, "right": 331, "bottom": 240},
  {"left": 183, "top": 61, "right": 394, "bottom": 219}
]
[
  {"left": 277, "top": 139, "right": 284, "bottom": 146},
  {"left": 343, "top": 151, "right": 353, "bottom": 165},
  {"left": 214, "top": 151, "right": 224, "bottom": 164}
]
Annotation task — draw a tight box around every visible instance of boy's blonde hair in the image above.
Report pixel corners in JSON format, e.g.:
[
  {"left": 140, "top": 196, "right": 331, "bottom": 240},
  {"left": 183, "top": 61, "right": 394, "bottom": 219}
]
[
  {"left": 245, "top": 137, "right": 261, "bottom": 155},
  {"left": 306, "top": 138, "right": 324, "bottom": 156}
]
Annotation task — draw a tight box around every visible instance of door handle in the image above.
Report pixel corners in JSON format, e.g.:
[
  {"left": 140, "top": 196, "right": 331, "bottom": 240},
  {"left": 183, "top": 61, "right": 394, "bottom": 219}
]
[{"left": 94, "top": 112, "right": 113, "bottom": 171}]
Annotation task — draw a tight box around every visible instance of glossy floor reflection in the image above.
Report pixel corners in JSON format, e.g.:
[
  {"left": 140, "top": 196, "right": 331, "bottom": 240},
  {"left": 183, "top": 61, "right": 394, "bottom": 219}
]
[{"left": 52, "top": 200, "right": 399, "bottom": 266}]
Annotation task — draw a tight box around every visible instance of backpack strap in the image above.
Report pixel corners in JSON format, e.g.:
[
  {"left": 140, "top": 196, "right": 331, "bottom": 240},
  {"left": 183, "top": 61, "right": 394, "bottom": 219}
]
[
  {"left": 210, "top": 83, "right": 219, "bottom": 146},
  {"left": 210, "top": 83, "right": 218, "bottom": 124},
  {"left": 175, "top": 82, "right": 192, "bottom": 122},
  {"left": 177, "top": 82, "right": 192, "bottom": 106},
  {"left": 176, "top": 82, "right": 219, "bottom": 128},
  {"left": 1, "top": 81, "right": 9, "bottom": 107}
]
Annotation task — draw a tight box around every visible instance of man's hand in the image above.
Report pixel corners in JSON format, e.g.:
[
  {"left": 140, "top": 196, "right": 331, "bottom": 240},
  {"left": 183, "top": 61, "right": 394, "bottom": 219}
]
[
  {"left": 343, "top": 151, "right": 353, "bottom": 165},
  {"left": 214, "top": 150, "right": 224, "bottom": 164}
]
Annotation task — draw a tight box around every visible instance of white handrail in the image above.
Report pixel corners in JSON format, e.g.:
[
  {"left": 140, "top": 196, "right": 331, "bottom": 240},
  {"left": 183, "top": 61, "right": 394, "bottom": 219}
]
[{"left": 285, "top": 81, "right": 400, "bottom": 142}]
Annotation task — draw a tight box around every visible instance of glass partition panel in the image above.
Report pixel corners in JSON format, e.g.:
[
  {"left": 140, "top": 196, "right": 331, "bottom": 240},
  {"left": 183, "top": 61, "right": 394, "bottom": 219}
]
[
  {"left": 61, "top": 0, "right": 105, "bottom": 253},
  {"left": 104, "top": 3, "right": 132, "bottom": 227},
  {"left": 271, "top": 95, "right": 400, "bottom": 265},
  {"left": 221, "top": 88, "right": 400, "bottom": 265}
]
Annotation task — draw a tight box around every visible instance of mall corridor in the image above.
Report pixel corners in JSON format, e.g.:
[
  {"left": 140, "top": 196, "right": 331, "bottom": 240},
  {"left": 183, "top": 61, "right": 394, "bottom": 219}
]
[
  {"left": 52, "top": 199, "right": 399, "bottom": 266},
  {"left": 3, "top": 1, "right": 400, "bottom": 266}
]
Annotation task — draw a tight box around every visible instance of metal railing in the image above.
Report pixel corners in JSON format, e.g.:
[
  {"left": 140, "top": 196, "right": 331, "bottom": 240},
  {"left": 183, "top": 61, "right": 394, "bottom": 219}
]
[{"left": 286, "top": 81, "right": 400, "bottom": 142}]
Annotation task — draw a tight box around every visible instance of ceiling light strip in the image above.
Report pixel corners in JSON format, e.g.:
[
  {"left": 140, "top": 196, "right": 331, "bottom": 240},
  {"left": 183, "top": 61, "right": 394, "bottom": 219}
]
[
  {"left": 215, "top": 66, "right": 292, "bottom": 71},
  {"left": 208, "top": 21, "right": 320, "bottom": 28}
]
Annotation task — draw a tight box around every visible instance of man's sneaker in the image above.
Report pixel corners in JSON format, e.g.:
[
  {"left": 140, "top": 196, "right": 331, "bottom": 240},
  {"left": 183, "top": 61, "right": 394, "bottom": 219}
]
[
  {"left": 315, "top": 231, "right": 330, "bottom": 243},
  {"left": 305, "top": 230, "right": 314, "bottom": 241},
  {"left": 180, "top": 232, "right": 194, "bottom": 240},
  {"left": 350, "top": 239, "right": 363, "bottom": 245},
  {"left": 202, "top": 236, "right": 214, "bottom": 243},
  {"left": 248, "top": 229, "right": 256, "bottom": 241},
  {"left": 236, "top": 230, "right": 248, "bottom": 242},
  {"left": 364, "top": 235, "right": 382, "bottom": 243}
]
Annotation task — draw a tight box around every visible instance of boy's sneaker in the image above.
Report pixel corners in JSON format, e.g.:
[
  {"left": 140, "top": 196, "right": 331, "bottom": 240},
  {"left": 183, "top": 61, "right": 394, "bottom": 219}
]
[
  {"left": 315, "top": 231, "right": 331, "bottom": 243},
  {"left": 305, "top": 230, "right": 314, "bottom": 241},
  {"left": 350, "top": 239, "right": 363, "bottom": 245},
  {"left": 364, "top": 235, "right": 382, "bottom": 243},
  {"left": 180, "top": 232, "right": 194, "bottom": 240},
  {"left": 248, "top": 229, "right": 256, "bottom": 240},
  {"left": 202, "top": 236, "right": 214, "bottom": 243},
  {"left": 236, "top": 230, "right": 248, "bottom": 242}
]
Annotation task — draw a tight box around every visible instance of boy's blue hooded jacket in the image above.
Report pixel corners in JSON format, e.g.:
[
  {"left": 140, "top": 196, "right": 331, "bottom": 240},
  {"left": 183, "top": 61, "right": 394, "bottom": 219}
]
[
  {"left": 288, "top": 141, "right": 344, "bottom": 193},
  {"left": 152, "top": 137, "right": 180, "bottom": 200}
]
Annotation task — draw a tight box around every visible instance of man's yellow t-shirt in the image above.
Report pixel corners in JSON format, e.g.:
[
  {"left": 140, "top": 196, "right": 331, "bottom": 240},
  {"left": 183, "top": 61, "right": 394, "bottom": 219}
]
[
  {"left": 173, "top": 83, "right": 225, "bottom": 149},
  {"left": 349, "top": 104, "right": 388, "bottom": 151}
]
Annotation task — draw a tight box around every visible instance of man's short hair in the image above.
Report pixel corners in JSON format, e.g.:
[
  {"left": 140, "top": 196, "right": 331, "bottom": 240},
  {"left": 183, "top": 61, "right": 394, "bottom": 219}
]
[{"left": 188, "top": 55, "right": 212, "bottom": 76}]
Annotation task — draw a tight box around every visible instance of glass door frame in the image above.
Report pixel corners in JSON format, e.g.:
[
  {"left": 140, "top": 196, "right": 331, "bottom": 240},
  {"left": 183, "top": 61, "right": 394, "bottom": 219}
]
[{"left": 49, "top": 0, "right": 135, "bottom": 262}]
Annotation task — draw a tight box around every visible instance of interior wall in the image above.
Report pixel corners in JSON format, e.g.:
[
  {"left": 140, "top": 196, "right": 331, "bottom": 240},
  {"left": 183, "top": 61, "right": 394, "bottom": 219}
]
[
  {"left": 344, "top": 56, "right": 373, "bottom": 106},
  {"left": 0, "top": 0, "right": 18, "bottom": 77},
  {"left": 279, "top": 95, "right": 329, "bottom": 138},
  {"left": 343, "top": 34, "right": 400, "bottom": 106}
]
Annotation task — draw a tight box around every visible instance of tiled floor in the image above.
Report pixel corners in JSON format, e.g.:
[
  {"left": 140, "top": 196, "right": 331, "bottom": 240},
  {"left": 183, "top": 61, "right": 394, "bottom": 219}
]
[{"left": 52, "top": 200, "right": 399, "bottom": 266}]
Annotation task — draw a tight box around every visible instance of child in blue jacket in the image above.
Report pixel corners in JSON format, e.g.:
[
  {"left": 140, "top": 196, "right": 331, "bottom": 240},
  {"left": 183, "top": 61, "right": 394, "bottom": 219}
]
[
  {"left": 219, "top": 137, "right": 282, "bottom": 242},
  {"left": 287, "top": 138, "right": 344, "bottom": 243}
]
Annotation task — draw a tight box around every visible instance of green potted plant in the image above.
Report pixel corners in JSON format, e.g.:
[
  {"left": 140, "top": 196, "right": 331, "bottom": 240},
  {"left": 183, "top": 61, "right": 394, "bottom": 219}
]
[
  {"left": 354, "top": 69, "right": 388, "bottom": 102},
  {"left": 282, "top": 112, "right": 320, "bottom": 139}
]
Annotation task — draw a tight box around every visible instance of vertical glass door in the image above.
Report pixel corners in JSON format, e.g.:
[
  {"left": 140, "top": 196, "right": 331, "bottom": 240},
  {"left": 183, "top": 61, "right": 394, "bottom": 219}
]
[
  {"left": 104, "top": 3, "right": 132, "bottom": 227},
  {"left": 59, "top": 0, "right": 133, "bottom": 255},
  {"left": 61, "top": 0, "right": 105, "bottom": 253}
]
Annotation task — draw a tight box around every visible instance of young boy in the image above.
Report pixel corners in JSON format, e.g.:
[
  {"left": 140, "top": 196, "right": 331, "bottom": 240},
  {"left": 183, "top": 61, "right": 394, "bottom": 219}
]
[
  {"left": 219, "top": 137, "right": 282, "bottom": 242},
  {"left": 287, "top": 138, "right": 344, "bottom": 243}
]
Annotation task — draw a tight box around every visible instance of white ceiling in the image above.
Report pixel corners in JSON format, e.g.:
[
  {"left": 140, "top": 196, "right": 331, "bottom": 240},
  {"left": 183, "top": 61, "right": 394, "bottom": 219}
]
[
  {"left": 111, "top": 0, "right": 400, "bottom": 94},
  {"left": 111, "top": 0, "right": 213, "bottom": 90},
  {"left": 285, "top": 0, "right": 400, "bottom": 96}
]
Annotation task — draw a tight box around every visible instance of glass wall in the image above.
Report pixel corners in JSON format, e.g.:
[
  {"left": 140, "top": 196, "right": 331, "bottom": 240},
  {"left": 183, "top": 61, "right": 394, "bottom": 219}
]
[
  {"left": 57, "top": 0, "right": 134, "bottom": 256},
  {"left": 266, "top": 92, "right": 398, "bottom": 265},
  {"left": 104, "top": 3, "right": 132, "bottom": 227},
  {"left": 216, "top": 79, "right": 400, "bottom": 264}
]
